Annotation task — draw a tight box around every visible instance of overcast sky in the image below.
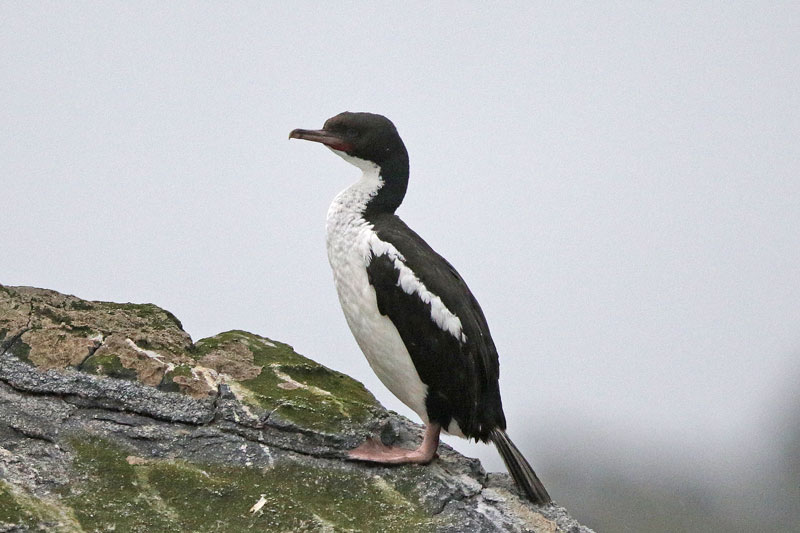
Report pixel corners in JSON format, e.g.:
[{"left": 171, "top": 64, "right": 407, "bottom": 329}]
[{"left": 2, "top": 1, "right": 799, "bottom": 511}]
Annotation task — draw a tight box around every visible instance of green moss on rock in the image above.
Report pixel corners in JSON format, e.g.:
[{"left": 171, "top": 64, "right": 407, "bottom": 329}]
[
  {"left": 0, "top": 481, "right": 29, "bottom": 525},
  {"left": 1, "top": 287, "right": 193, "bottom": 372},
  {"left": 66, "top": 325, "right": 95, "bottom": 337},
  {"left": 67, "top": 299, "right": 94, "bottom": 311},
  {"left": 61, "top": 437, "right": 175, "bottom": 531},
  {"left": 36, "top": 305, "right": 73, "bottom": 326},
  {"left": 7, "top": 338, "right": 32, "bottom": 364},
  {"left": 0, "top": 480, "right": 81, "bottom": 532},
  {"left": 101, "top": 302, "right": 184, "bottom": 330},
  {"left": 80, "top": 352, "right": 138, "bottom": 381},
  {"left": 159, "top": 364, "right": 195, "bottom": 393},
  {"left": 61, "top": 437, "right": 434, "bottom": 533},
  {"left": 195, "top": 330, "right": 380, "bottom": 432}
]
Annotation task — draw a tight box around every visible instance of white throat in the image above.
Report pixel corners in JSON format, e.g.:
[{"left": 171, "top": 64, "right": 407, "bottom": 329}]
[
  {"left": 329, "top": 148, "right": 378, "bottom": 173},
  {"left": 326, "top": 152, "right": 383, "bottom": 219}
]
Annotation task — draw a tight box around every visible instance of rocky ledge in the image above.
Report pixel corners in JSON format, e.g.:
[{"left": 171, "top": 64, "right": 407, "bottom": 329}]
[{"left": 0, "top": 285, "right": 591, "bottom": 532}]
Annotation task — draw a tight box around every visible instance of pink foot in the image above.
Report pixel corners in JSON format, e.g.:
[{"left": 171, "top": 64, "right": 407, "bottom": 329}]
[
  {"left": 348, "top": 437, "right": 437, "bottom": 464},
  {"left": 348, "top": 423, "right": 441, "bottom": 465}
]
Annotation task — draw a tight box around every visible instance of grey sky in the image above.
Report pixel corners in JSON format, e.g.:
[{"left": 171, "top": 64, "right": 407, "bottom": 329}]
[{"left": 2, "top": 1, "right": 799, "bottom": 514}]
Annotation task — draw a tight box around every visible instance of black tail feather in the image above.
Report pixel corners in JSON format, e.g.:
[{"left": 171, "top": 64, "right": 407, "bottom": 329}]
[{"left": 490, "top": 428, "right": 551, "bottom": 505}]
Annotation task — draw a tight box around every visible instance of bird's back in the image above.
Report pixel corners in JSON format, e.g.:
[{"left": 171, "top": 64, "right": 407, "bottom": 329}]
[{"left": 365, "top": 212, "right": 506, "bottom": 441}]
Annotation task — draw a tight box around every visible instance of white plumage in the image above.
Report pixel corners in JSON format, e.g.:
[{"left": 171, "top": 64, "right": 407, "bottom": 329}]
[{"left": 325, "top": 159, "right": 430, "bottom": 421}]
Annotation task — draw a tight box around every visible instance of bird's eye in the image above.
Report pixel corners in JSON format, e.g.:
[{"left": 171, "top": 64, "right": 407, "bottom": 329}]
[{"left": 344, "top": 127, "right": 359, "bottom": 138}]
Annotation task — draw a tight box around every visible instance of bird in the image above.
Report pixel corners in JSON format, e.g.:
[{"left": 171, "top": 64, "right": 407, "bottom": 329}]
[{"left": 289, "top": 112, "right": 551, "bottom": 505}]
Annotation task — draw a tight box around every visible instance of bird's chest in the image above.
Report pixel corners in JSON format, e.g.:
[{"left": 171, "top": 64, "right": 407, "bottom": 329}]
[
  {"left": 325, "top": 193, "right": 428, "bottom": 419},
  {"left": 325, "top": 183, "right": 384, "bottom": 328},
  {"left": 325, "top": 195, "right": 391, "bottom": 353},
  {"left": 325, "top": 208, "right": 375, "bottom": 320}
]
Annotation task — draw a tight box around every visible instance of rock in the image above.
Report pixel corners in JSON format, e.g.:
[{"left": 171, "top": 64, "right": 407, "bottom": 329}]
[{"left": 0, "top": 285, "right": 592, "bottom": 532}]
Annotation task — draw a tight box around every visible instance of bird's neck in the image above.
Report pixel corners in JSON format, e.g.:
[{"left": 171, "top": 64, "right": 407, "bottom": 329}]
[
  {"left": 330, "top": 152, "right": 409, "bottom": 221},
  {"left": 363, "top": 152, "right": 409, "bottom": 217}
]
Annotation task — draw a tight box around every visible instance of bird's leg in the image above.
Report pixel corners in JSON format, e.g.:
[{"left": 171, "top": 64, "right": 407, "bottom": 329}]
[{"left": 348, "top": 422, "right": 441, "bottom": 464}]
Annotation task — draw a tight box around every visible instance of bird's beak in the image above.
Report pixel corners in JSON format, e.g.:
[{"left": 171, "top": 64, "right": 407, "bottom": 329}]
[{"left": 289, "top": 128, "right": 353, "bottom": 152}]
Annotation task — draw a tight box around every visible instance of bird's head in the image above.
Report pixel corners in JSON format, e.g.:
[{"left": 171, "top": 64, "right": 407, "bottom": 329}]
[{"left": 290, "top": 112, "right": 408, "bottom": 172}]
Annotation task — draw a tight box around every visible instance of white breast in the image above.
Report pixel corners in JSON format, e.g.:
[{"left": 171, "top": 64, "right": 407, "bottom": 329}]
[{"left": 325, "top": 165, "right": 429, "bottom": 422}]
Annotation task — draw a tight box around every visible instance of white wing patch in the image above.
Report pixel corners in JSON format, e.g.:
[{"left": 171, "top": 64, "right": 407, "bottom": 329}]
[
  {"left": 368, "top": 233, "right": 467, "bottom": 343},
  {"left": 325, "top": 156, "right": 472, "bottom": 422}
]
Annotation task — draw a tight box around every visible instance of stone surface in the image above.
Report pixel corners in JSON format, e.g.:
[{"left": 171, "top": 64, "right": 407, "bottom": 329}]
[{"left": 0, "top": 285, "right": 592, "bottom": 532}]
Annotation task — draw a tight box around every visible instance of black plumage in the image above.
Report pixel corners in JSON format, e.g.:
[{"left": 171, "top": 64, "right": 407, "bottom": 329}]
[
  {"left": 365, "top": 212, "right": 505, "bottom": 442},
  {"left": 290, "top": 111, "right": 551, "bottom": 505}
]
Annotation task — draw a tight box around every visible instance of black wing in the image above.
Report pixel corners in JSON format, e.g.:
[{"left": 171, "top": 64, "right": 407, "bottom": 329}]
[{"left": 365, "top": 213, "right": 505, "bottom": 440}]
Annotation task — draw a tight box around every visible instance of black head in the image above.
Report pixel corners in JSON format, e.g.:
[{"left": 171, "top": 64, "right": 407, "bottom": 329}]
[
  {"left": 290, "top": 112, "right": 408, "bottom": 169},
  {"left": 290, "top": 112, "right": 410, "bottom": 215}
]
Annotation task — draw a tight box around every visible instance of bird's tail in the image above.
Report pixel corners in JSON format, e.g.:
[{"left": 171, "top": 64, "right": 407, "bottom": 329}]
[{"left": 489, "top": 428, "right": 551, "bottom": 505}]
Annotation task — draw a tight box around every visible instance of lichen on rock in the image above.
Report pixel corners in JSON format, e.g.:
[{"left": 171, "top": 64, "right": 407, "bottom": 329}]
[
  {"left": 0, "top": 284, "right": 593, "bottom": 532},
  {"left": 58, "top": 436, "right": 434, "bottom": 533},
  {"left": 192, "top": 330, "right": 381, "bottom": 433}
]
